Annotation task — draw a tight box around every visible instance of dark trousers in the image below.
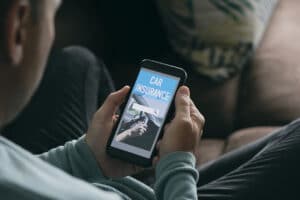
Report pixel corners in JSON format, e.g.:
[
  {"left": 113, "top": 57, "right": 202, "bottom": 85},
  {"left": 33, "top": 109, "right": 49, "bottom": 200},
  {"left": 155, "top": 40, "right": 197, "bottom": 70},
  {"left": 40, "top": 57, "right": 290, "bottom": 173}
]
[
  {"left": 3, "top": 46, "right": 300, "bottom": 199},
  {"left": 197, "top": 121, "right": 300, "bottom": 199},
  {"left": 2, "top": 46, "right": 115, "bottom": 153}
]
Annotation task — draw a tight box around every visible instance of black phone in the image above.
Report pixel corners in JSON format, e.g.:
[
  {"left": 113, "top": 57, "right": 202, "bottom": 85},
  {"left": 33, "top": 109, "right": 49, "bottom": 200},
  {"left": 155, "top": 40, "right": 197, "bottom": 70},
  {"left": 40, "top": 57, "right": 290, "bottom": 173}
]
[{"left": 106, "top": 59, "right": 187, "bottom": 167}]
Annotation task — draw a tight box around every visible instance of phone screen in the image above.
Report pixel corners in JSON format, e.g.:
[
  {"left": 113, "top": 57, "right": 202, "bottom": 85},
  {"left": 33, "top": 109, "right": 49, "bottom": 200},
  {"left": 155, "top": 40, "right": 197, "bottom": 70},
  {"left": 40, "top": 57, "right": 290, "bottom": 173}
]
[{"left": 110, "top": 67, "right": 180, "bottom": 158}]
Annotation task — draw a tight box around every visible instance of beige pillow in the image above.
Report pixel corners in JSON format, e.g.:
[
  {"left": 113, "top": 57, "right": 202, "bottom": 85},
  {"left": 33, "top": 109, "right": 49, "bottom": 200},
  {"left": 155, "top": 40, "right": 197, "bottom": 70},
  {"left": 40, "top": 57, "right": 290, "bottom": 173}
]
[{"left": 157, "top": 0, "right": 278, "bottom": 81}]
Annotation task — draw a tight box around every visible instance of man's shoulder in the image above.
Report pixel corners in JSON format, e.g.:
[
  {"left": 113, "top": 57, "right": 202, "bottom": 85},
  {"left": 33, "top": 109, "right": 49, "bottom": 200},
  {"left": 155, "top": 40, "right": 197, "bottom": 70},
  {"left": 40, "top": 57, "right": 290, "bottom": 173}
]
[
  {"left": 0, "top": 136, "right": 123, "bottom": 200},
  {"left": 0, "top": 136, "right": 35, "bottom": 161}
]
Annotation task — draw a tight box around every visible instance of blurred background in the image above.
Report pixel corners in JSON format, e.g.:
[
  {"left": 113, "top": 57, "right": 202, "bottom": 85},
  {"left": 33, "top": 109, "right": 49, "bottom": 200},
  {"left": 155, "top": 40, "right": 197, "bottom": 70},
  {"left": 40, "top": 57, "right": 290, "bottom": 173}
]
[
  {"left": 54, "top": 0, "right": 169, "bottom": 88},
  {"left": 51, "top": 0, "right": 300, "bottom": 166}
]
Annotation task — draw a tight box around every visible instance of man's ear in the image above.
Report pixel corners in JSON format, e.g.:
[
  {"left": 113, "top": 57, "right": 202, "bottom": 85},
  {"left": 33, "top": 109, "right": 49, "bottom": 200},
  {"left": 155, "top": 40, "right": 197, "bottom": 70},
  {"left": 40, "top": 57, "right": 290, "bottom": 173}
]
[{"left": 4, "top": 0, "right": 30, "bottom": 66}]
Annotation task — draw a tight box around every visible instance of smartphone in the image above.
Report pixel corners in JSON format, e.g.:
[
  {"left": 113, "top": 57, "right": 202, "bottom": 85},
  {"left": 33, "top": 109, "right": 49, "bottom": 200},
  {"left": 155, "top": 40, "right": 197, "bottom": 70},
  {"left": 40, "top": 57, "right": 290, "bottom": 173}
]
[{"left": 106, "top": 59, "right": 187, "bottom": 167}]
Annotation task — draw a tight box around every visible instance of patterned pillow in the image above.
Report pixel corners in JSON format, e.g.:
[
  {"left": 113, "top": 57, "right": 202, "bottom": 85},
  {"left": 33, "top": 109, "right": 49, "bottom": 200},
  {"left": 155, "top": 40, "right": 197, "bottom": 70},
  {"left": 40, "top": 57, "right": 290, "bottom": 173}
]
[{"left": 157, "top": 0, "right": 279, "bottom": 82}]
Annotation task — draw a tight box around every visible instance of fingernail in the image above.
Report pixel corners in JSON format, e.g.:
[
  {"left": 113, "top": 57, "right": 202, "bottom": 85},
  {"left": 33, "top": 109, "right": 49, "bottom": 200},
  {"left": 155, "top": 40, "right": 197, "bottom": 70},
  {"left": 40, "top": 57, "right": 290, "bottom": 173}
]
[
  {"left": 179, "top": 86, "right": 190, "bottom": 96},
  {"left": 123, "top": 85, "right": 130, "bottom": 90}
]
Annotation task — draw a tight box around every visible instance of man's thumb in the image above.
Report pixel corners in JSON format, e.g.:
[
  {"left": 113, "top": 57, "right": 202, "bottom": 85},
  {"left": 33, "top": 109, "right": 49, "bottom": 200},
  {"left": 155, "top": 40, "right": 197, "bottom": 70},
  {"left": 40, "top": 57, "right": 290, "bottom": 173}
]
[
  {"left": 175, "top": 86, "right": 190, "bottom": 120},
  {"left": 100, "top": 86, "right": 130, "bottom": 119}
]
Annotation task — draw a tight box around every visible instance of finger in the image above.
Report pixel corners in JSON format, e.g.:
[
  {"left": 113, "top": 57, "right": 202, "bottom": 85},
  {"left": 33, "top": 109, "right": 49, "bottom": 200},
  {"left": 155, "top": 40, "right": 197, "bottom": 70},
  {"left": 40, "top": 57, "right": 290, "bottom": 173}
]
[
  {"left": 140, "top": 128, "right": 147, "bottom": 134},
  {"left": 112, "top": 114, "right": 119, "bottom": 124},
  {"left": 174, "top": 86, "right": 191, "bottom": 120},
  {"left": 190, "top": 99, "right": 205, "bottom": 127},
  {"left": 100, "top": 86, "right": 130, "bottom": 119},
  {"left": 163, "top": 124, "right": 170, "bottom": 132},
  {"left": 141, "top": 131, "right": 147, "bottom": 135},
  {"left": 156, "top": 140, "right": 161, "bottom": 150},
  {"left": 152, "top": 156, "right": 160, "bottom": 166}
]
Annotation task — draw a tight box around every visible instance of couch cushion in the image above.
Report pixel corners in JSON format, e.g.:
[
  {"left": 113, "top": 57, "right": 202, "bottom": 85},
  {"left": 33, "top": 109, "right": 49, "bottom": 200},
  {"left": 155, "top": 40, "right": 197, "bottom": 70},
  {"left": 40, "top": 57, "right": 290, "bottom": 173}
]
[
  {"left": 196, "top": 127, "right": 279, "bottom": 166},
  {"left": 197, "top": 139, "right": 226, "bottom": 165},
  {"left": 188, "top": 73, "right": 240, "bottom": 138},
  {"left": 224, "top": 127, "right": 279, "bottom": 153},
  {"left": 238, "top": 0, "right": 300, "bottom": 128},
  {"left": 156, "top": 0, "right": 278, "bottom": 82}
]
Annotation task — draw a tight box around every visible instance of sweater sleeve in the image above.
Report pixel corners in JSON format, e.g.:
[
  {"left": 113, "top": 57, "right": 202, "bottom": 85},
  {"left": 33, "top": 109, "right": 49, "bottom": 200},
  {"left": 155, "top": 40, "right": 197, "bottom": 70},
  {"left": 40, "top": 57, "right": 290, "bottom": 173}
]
[
  {"left": 38, "top": 135, "right": 105, "bottom": 182},
  {"left": 154, "top": 152, "right": 199, "bottom": 200}
]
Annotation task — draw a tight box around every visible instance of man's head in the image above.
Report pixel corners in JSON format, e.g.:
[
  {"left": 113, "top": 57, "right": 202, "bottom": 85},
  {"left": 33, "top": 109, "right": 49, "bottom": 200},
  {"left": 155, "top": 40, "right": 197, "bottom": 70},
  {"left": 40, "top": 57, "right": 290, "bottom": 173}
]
[{"left": 0, "top": 0, "right": 62, "bottom": 128}]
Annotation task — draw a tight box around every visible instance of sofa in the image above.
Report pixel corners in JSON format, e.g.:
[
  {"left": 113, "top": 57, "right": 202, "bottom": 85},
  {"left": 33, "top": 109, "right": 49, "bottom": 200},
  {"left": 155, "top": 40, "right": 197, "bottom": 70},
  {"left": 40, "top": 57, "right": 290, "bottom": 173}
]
[{"left": 55, "top": 0, "right": 300, "bottom": 168}]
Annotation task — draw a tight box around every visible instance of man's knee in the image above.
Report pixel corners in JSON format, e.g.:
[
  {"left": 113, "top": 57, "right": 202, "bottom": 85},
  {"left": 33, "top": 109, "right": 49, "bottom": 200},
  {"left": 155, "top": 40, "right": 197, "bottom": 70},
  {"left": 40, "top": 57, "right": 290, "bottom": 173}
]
[
  {"left": 44, "top": 46, "right": 111, "bottom": 93},
  {"left": 51, "top": 46, "right": 102, "bottom": 76},
  {"left": 277, "top": 118, "right": 300, "bottom": 139},
  {"left": 61, "top": 46, "right": 100, "bottom": 67}
]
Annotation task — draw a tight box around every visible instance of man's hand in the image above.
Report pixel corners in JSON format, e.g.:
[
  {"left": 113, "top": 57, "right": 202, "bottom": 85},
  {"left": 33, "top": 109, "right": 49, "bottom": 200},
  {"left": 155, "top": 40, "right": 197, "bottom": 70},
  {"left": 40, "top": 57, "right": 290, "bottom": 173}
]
[
  {"left": 115, "top": 122, "right": 148, "bottom": 142},
  {"left": 154, "top": 86, "right": 205, "bottom": 164},
  {"left": 85, "top": 85, "right": 204, "bottom": 178},
  {"left": 129, "top": 122, "right": 148, "bottom": 137},
  {"left": 85, "top": 86, "right": 141, "bottom": 178}
]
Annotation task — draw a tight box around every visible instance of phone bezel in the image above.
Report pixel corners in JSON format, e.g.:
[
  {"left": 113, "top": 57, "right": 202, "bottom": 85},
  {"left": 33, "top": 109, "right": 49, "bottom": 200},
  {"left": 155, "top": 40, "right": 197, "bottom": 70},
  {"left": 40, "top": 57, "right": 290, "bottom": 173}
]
[{"left": 106, "top": 59, "right": 187, "bottom": 167}]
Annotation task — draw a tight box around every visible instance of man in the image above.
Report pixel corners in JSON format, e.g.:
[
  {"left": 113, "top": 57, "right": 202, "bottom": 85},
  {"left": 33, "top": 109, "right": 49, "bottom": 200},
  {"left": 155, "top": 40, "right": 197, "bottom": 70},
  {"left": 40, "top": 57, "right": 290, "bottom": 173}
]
[
  {"left": 0, "top": 0, "right": 300, "bottom": 200},
  {"left": 0, "top": 0, "right": 203, "bottom": 199}
]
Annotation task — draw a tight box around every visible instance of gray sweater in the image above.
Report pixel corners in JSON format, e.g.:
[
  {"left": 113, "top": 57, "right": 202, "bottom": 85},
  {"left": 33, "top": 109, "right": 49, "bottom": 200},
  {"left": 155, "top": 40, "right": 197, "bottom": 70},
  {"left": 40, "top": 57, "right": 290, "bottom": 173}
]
[{"left": 0, "top": 136, "right": 198, "bottom": 199}]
